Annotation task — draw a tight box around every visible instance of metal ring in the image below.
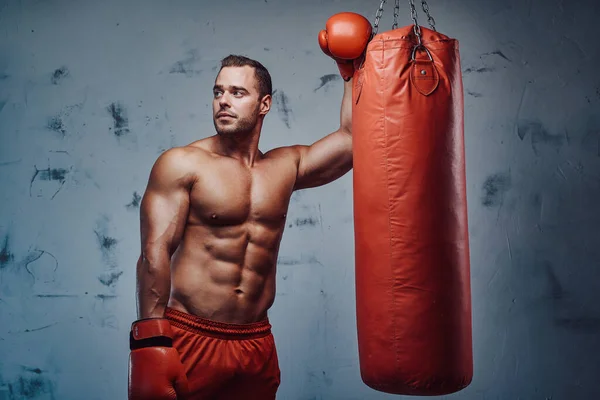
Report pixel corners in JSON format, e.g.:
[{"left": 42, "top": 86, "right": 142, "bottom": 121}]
[{"left": 411, "top": 45, "right": 433, "bottom": 62}]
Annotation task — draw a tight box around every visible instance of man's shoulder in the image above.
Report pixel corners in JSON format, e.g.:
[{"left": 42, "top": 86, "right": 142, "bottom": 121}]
[
  {"left": 151, "top": 141, "right": 214, "bottom": 179},
  {"left": 158, "top": 140, "right": 214, "bottom": 164},
  {"left": 264, "top": 145, "right": 303, "bottom": 162}
]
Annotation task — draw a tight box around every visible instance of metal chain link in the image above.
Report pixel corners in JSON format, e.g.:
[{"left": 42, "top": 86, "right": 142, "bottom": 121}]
[
  {"left": 374, "top": 0, "right": 436, "bottom": 36},
  {"left": 421, "top": 0, "right": 436, "bottom": 31},
  {"left": 392, "top": 0, "right": 400, "bottom": 29},
  {"left": 408, "top": 0, "right": 422, "bottom": 45},
  {"left": 372, "top": 0, "right": 386, "bottom": 35}
]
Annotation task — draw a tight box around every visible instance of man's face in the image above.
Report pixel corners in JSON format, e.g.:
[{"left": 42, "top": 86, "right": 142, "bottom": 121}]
[{"left": 212, "top": 66, "right": 268, "bottom": 136}]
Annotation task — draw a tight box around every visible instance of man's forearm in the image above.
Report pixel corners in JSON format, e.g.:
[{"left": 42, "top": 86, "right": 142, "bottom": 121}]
[
  {"left": 339, "top": 79, "right": 353, "bottom": 135},
  {"left": 136, "top": 252, "right": 171, "bottom": 319}
]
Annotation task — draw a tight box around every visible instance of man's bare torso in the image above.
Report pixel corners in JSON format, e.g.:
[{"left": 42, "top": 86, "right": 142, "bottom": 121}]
[{"left": 166, "top": 136, "right": 298, "bottom": 324}]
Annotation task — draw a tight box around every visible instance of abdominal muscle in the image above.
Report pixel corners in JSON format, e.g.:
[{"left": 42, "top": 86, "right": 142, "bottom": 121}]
[{"left": 167, "top": 221, "right": 282, "bottom": 324}]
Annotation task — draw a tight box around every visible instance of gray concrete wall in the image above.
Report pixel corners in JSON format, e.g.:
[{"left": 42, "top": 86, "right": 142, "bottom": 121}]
[{"left": 0, "top": 0, "right": 598, "bottom": 398}]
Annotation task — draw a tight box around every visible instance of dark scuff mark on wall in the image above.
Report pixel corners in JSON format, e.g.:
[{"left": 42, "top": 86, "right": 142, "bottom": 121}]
[
  {"left": 541, "top": 258, "right": 600, "bottom": 333},
  {"left": 273, "top": 90, "right": 293, "bottom": 129},
  {"left": 95, "top": 230, "right": 117, "bottom": 253},
  {"left": 277, "top": 255, "right": 322, "bottom": 266},
  {"left": 516, "top": 120, "right": 565, "bottom": 156},
  {"left": 464, "top": 67, "right": 495, "bottom": 74},
  {"left": 22, "top": 249, "right": 58, "bottom": 284},
  {"left": 98, "top": 270, "right": 123, "bottom": 287},
  {"left": 22, "top": 323, "right": 58, "bottom": 333},
  {"left": 94, "top": 216, "right": 121, "bottom": 275},
  {"left": 517, "top": 120, "right": 564, "bottom": 155},
  {"left": 314, "top": 74, "right": 340, "bottom": 92},
  {"left": 96, "top": 294, "right": 117, "bottom": 300},
  {"left": 0, "top": 234, "right": 14, "bottom": 268},
  {"left": 51, "top": 66, "right": 69, "bottom": 85},
  {"left": 0, "top": 246, "right": 59, "bottom": 290},
  {"left": 45, "top": 103, "right": 84, "bottom": 136},
  {"left": 47, "top": 115, "right": 66, "bottom": 136},
  {"left": 532, "top": 192, "right": 545, "bottom": 223},
  {"left": 0, "top": 100, "right": 6, "bottom": 114},
  {"left": 0, "top": 158, "right": 22, "bottom": 166},
  {"left": 107, "top": 102, "right": 130, "bottom": 136},
  {"left": 169, "top": 50, "right": 202, "bottom": 77},
  {"left": 34, "top": 166, "right": 68, "bottom": 182},
  {"left": 7, "top": 367, "right": 55, "bottom": 399},
  {"left": 543, "top": 261, "right": 564, "bottom": 300},
  {"left": 467, "top": 91, "right": 483, "bottom": 98},
  {"left": 517, "top": 120, "right": 532, "bottom": 141},
  {"left": 30, "top": 165, "right": 69, "bottom": 199},
  {"left": 481, "top": 172, "right": 511, "bottom": 207},
  {"left": 294, "top": 217, "right": 319, "bottom": 227},
  {"left": 126, "top": 191, "right": 142, "bottom": 210},
  {"left": 94, "top": 230, "right": 118, "bottom": 271},
  {"left": 481, "top": 50, "right": 512, "bottom": 62}
]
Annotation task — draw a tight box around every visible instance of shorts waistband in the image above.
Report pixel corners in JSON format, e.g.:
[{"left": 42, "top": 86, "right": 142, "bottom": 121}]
[{"left": 164, "top": 307, "right": 271, "bottom": 340}]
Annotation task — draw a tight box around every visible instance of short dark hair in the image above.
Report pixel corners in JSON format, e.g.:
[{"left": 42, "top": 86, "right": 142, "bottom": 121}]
[{"left": 219, "top": 55, "right": 272, "bottom": 99}]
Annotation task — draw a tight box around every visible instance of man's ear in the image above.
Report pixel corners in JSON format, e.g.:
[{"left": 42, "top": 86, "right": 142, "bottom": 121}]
[{"left": 259, "top": 94, "right": 272, "bottom": 116}]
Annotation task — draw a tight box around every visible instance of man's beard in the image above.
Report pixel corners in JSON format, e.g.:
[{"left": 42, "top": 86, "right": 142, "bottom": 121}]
[{"left": 214, "top": 107, "right": 260, "bottom": 136}]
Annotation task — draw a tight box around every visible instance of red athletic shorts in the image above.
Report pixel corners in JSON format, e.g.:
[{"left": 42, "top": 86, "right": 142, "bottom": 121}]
[{"left": 165, "top": 307, "right": 281, "bottom": 399}]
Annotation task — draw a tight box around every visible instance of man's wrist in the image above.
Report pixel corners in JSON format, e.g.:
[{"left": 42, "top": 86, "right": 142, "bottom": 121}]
[{"left": 129, "top": 318, "right": 174, "bottom": 350}]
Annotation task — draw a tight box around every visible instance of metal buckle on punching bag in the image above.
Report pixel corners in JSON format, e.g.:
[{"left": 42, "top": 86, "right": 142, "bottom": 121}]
[
  {"left": 361, "top": 0, "right": 441, "bottom": 101},
  {"left": 369, "top": 0, "right": 440, "bottom": 96},
  {"left": 407, "top": 0, "right": 439, "bottom": 96}
]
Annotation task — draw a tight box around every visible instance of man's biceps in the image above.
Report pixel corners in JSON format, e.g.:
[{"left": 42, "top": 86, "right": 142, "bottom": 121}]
[
  {"left": 140, "top": 213, "right": 180, "bottom": 251},
  {"left": 304, "top": 142, "right": 333, "bottom": 169},
  {"left": 144, "top": 186, "right": 187, "bottom": 206},
  {"left": 297, "top": 148, "right": 317, "bottom": 179}
]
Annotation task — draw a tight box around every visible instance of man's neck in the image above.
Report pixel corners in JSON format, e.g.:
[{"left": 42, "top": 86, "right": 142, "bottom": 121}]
[{"left": 216, "top": 127, "right": 262, "bottom": 167}]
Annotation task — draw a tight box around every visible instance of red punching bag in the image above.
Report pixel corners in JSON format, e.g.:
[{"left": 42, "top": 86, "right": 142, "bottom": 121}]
[{"left": 351, "top": 1, "right": 473, "bottom": 396}]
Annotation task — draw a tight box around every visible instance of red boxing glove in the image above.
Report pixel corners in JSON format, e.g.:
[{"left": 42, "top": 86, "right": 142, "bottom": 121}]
[
  {"left": 128, "top": 318, "right": 189, "bottom": 400},
  {"left": 318, "top": 12, "right": 372, "bottom": 81}
]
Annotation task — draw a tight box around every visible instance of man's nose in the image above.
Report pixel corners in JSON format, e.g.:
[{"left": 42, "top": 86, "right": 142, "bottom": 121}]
[{"left": 219, "top": 93, "right": 231, "bottom": 108}]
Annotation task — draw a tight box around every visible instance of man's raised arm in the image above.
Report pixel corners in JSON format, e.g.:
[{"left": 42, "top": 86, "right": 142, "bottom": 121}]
[
  {"left": 291, "top": 12, "right": 371, "bottom": 190},
  {"left": 292, "top": 78, "right": 353, "bottom": 190}
]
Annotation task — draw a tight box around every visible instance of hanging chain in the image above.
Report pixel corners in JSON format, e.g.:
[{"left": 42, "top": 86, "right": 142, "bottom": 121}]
[
  {"left": 408, "top": 0, "right": 422, "bottom": 45},
  {"left": 374, "top": 0, "right": 436, "bottom": 35},
  {"left": 420, "top": 1, "right": 436, "bottom": 31},
  {"left": 372, "top": 0, "right": 386, "bottom": 35},
  {"left": 392, "top": 0, "right": 400, "bottom": 29}
]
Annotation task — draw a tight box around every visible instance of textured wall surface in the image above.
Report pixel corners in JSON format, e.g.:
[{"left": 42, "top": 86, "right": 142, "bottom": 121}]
[{"left": 0, "top": 0, "right": 599, "bottom": 399}]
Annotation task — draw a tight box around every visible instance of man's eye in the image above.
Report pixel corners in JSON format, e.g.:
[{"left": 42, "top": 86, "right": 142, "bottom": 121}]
[{"left": 234, "top": 91, "right": 242, "bottom": 96}]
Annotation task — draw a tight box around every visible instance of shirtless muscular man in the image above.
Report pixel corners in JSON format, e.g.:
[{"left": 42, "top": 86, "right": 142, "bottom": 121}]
[{"left": 128, "top": 13, "right": 372, "bottom": 400}]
